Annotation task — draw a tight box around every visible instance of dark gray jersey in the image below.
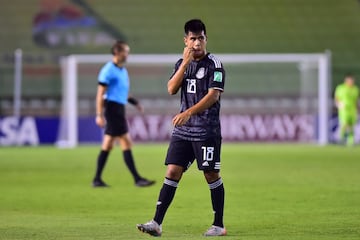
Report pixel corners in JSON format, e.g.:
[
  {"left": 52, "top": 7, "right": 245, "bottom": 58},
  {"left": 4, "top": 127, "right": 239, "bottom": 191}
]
[{"left": 170, "top": 53, "right": 225, "bottom": 141}]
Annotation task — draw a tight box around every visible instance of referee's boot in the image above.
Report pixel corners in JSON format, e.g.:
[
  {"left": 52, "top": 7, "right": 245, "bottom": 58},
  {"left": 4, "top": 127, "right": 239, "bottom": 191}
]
[
  {"left": 92, "top": 178, "right": 109, "bottom": 187},
  {"left": 135, "top": 178, "right": 155, "bottom": 187}
]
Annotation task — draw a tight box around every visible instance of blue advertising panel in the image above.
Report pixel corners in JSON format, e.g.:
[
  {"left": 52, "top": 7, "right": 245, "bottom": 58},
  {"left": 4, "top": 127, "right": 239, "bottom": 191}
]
[{"left": 0, "top": 114, "right": 359, "bottom": 146}]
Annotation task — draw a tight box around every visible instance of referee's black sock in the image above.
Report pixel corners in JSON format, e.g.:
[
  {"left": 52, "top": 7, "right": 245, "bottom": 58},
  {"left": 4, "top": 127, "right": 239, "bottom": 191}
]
[
  {"left": 209, "top": 178, "right": 225, "bottom": 228},
  {"left": 94, "top": 150, "right": 110, "bottom": 180},
  {"left": 153, "top": 178, "right": 178, "bottom": 225},
  {"left": 123, "top": 150, "right": 141, "bottom": 182}
]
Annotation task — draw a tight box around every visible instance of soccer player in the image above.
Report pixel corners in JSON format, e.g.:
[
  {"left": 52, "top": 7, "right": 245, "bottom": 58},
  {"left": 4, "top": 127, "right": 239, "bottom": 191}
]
[
  {"left": 92, "top": 40, "right": 155, "bottom": 187},
  {"left": 137, "top": 19, "right": 226, "bottom": 237},
  {"left": 335, "top": 74, "right": 359, "bottom": 146}
]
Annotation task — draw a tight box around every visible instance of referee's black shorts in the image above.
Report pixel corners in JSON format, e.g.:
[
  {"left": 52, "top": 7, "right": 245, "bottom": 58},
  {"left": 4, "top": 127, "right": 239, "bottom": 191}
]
[{"left": 104, "top": 100, "right": 128, "bottom": 136}]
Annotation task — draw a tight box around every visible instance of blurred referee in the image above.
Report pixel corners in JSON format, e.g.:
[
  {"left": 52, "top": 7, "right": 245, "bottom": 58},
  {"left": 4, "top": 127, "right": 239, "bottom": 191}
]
[{"left": 92, "top": 40, "right": 155, "bottom": 187}]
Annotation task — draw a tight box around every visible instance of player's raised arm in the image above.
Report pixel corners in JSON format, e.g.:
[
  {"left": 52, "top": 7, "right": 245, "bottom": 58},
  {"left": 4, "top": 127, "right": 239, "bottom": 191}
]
[{"left": 167, "top": 46, "right": 194, "bottom": 95}]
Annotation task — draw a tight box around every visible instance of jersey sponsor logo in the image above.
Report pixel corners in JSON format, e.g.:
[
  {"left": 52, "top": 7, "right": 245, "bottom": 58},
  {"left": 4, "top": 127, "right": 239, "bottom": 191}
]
[
  {"left": 214, "top": 71, "right": 223, "bottom": 82},
  {"left": 186, "top": 79, "right": 197, "bottom": 93},
  {"left": 196, "top": 67, "right": 205, "bottom": 79}
]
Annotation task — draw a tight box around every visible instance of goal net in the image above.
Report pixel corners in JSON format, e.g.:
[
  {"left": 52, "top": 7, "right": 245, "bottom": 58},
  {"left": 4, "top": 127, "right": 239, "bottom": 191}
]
[{"left": 57, "top": 53, "right": 331, "bottom": 148}]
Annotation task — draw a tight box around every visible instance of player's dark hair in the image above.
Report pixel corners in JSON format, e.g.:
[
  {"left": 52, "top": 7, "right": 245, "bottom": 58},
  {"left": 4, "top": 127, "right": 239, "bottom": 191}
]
[
  {"left": 111, "top": 40, "right": 127, "bottom": 55},
  {"left": 184, "top": 19, "right": 206, "bottom": 35},
  {"left": 344, "top": 73, "right": 354, "bottom": 79}
]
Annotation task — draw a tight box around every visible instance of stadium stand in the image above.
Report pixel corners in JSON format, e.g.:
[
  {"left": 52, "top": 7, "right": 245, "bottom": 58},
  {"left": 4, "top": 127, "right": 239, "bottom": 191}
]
[{"left": 0, "top": 0, "right": 359, "bottom": 116}]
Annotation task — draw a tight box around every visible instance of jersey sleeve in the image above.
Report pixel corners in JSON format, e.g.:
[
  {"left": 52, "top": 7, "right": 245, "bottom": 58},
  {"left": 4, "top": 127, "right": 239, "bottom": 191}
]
[
  {"left": 208, "top": 64, "right": 225, "bottom": 92},
  {"left": 334, "top": 85, "right": 342, "bottom": 99},
  {"left": 98, "top": 63, "right": 111, "bottom": 86},
  {"left": 169, "top": 59, "right": 183, "bottom": 79}
]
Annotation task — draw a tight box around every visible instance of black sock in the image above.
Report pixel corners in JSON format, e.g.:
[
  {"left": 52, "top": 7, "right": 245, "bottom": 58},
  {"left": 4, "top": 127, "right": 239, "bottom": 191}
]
[
  {"left": 153, "top": 178, "right": 179, "bottom": 225},
  {"left": 94, "top": 150, "right": 110, "bottom": 180},
  {"left": 209, "top": 178, "right": 225, "bottom": 228},
  {"left": 123, "top": 149, "right": 141, "bottom": 182}
]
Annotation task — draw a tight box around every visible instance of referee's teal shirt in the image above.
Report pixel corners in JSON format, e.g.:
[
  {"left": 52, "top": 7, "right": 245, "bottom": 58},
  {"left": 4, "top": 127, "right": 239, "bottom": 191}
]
[{"left": 98, "top": 62, "right": 129, "bottom": 105}]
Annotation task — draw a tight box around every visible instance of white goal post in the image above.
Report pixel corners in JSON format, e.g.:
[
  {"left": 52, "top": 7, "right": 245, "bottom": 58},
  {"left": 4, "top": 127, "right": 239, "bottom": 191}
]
[{"left": 57, "top": 52, "right": 331, "bottom": 148}]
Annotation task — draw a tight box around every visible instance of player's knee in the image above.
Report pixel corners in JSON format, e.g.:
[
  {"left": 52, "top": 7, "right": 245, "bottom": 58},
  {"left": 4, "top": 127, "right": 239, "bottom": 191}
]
[
  {"left": 102, "top": 144, "right": 113, "bottom": 151},
  {"left": 165, "top": 165, "right": 183, "bottom": 180},
  {"left": 119, "top": 134, "right": 133, "bottom": 150},
  {"left": 204, "top": 171, "right": 220, "bottom": 183},
  {"left": 121, "top": 142, "right": 132, "bottom": 151},
  {"left": 102, "top": 139, "right": 114, "bottom": 151}
]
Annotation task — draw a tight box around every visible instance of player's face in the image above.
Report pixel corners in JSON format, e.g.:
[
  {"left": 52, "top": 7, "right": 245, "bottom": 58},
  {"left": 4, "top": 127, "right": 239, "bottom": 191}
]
[
  {"left": 114, "top": 45, "right": 130, "bottom": 64},
  {"left": 184, "top": 31, "right": 207, "bottom": 59},
  {"left": 345, "top": 76, "right": 354, "bottom": 87}
]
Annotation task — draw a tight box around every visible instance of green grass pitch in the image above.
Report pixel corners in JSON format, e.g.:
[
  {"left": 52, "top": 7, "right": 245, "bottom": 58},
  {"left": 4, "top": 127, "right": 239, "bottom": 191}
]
[{"left": 0, "top": 144, "right": 359, "bottom": 240}]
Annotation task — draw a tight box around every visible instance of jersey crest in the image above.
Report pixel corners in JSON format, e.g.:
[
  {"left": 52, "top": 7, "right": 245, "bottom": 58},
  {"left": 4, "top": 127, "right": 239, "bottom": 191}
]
[{"left": 196, "top": 67, "right": 205, "bottom": 79}]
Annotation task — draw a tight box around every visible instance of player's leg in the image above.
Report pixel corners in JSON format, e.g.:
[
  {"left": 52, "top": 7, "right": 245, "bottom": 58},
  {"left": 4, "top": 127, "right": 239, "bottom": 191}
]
[
  {"left": 137, "top": 137, "right": 194, "bottom": 236},
  {"left": 193, "top": 138, "right": 226, "bottom": 236},
  {"left": 346, "top": 113, "right": 357, "bottom": 146},
  {"left": 93, "top": 100, "right": 120, "bottom": 187},
  {"left": 118, "top": 133, "right": 155, "bottom": 187},
  {"left": 137, "top": 164, "right": 184, "bottom": 236},
  {"left": 338, "top": 112, "right": 347, "bottom": 144},
  {"left": 93, "top": 134, "right": 115, "bottom": 187},
  {"left": 106, "top": 100, "right": 154, "bottom": 187},
  {"left": 154, "top": 137, "right": 193, "bottom": 226},
  {"left": 203, "top": 171, "right": 226, "bottom": 236},
  {"left": 153, "top": 164, "right": 184, "bottom": 224}
]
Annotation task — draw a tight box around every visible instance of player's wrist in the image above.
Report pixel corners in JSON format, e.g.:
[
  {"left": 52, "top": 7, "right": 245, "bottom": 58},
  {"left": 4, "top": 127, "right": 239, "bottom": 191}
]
[
  {"left": 185, "top": 109, "right": 193, "bottom": 117},
  {"left": 128, "top": 97, "right": 139, "bottom": 106},
  {"left": 179, "top": 62, "right": 189, "bottom": 70}
]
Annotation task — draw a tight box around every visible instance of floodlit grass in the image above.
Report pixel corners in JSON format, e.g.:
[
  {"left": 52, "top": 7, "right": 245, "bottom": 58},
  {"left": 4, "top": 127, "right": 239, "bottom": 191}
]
[{"left": 0, "top": 144, "right": 359, "bottom": 239}]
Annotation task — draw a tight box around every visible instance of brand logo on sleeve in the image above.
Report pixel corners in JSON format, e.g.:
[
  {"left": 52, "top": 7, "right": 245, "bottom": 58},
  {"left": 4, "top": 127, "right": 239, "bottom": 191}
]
[{"left": 214, "top": 71, "right": 223, "bottom": 82}]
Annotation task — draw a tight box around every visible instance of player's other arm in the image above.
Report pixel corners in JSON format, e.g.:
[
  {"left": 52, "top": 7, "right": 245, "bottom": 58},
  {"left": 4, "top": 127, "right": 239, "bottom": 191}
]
[
  {"left": 172, "top": 89, "right": 220, "bottom": 126},
  {"left": 167, "top": 64, "right": 186, "bottom": 95},
  {"left": 168, "top": 47, "right": 194, "bottom": 95},
  {"left": 335, "top": 96, "right": 342, "bottom": 109},
  {"left": 128, "top": 95, "right": 144, "bottom": 113},
  {"left": 95, "top": 84, "right": 107, "bottom": 128},
  {"left": 334, "top": 86, "right": 343, "bottom": 110}
]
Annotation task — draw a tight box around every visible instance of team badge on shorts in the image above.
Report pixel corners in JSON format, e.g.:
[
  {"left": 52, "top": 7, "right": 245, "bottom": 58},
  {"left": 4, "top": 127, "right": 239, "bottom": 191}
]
[{"left": 196, "top": 67, "right": 205, "bottom": 79}]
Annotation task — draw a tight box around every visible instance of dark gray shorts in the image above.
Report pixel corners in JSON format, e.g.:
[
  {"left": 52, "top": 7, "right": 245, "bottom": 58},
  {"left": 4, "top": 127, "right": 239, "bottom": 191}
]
[{"left": 165, "top": 136, "right": 222, "bottom": 172}]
